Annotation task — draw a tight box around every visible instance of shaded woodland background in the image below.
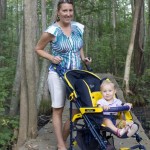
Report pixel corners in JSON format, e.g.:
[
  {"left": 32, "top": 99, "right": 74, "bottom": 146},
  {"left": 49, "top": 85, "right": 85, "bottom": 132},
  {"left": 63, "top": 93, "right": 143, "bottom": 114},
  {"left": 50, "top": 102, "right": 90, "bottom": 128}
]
[{"left": 0, "top": 0, "right": 150, "bottom": 149}]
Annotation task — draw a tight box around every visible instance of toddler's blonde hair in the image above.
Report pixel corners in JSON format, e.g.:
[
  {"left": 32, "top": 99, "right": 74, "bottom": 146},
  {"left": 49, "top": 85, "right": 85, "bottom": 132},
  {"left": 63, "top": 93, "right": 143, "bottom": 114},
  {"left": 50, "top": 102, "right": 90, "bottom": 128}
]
[{"left": 100, "top": 79, "right": 116, "bottom": 90}]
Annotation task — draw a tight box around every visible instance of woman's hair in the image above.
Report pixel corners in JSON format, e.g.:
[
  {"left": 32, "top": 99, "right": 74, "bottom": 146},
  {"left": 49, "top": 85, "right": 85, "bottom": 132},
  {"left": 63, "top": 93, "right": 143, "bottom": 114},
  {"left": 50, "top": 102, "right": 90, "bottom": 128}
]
[
  {"left": 100, "top": 79, "right": 116, "bottom": 90},
  {"left": 55, "top": 0, "right": 74, "bottom": 21},
  {"left": 57, "top": 0, "right": 74, "bottom": 11}
]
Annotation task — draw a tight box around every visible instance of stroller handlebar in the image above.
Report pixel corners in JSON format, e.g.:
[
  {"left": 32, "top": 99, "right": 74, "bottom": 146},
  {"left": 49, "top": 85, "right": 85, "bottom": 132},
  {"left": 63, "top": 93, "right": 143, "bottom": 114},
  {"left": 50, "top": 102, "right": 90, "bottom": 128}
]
[
  {"left": 103, "top": 105, "right": 130, "bottom": 112},
  {"left": 85, "top": 64, "right": 93, "bottom": 72},
  {"left": 84, "top": 57, "right": 93, "bottom": 72}
]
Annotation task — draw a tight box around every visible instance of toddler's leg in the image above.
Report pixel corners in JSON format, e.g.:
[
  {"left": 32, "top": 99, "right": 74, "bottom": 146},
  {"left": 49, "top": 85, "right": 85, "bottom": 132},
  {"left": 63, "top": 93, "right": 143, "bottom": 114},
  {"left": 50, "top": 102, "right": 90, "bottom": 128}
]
[{"left": 103, "top": 118, "right": 129, "bottom": 137}]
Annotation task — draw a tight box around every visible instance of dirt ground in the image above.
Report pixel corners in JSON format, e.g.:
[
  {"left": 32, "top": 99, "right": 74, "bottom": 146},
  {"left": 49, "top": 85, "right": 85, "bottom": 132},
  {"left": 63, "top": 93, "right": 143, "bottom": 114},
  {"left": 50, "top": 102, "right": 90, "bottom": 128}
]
[{"left": 19, "top": 73, "right": 150, "bottom": 150}]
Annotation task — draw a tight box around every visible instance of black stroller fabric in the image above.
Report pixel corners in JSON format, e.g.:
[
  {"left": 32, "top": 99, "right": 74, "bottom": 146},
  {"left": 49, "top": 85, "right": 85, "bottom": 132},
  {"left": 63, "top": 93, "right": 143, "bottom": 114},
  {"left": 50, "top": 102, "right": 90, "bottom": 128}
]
[
  {"left": 76, "top": 129, "right": 100, "bottom": 150},
  {"left": 74, "top": 78, "right": 104, "bottom": 124},
  {"left": 76, "top": 129, "right": 115, "bottom": 150}
]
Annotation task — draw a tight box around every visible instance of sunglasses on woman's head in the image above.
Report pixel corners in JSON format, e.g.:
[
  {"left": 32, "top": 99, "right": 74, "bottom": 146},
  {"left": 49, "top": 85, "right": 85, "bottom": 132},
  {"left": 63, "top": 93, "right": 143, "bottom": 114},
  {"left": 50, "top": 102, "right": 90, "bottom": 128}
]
[
  {"left": 59, "top": 0, "right": 73, "bottom": 2},
  {"left": 58, "top": 0, "right": 73, "bottom": 4},
  {"left": 57, "top": 0, "right": 74, "bottom": 10}
]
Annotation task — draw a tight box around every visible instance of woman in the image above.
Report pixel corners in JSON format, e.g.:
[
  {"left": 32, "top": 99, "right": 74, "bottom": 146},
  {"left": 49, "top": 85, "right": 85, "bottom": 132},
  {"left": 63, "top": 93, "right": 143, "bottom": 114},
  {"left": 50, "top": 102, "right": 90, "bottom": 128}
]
[{"left": 35, "top": 0, "right": 91, "bottom": 150}]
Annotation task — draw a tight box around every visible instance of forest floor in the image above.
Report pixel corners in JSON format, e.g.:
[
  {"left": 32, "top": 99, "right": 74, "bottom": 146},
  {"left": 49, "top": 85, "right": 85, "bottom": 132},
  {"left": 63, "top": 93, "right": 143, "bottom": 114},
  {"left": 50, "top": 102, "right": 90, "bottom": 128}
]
[{"left": 19, "top": 73, "right": 150, "bottom": 150}]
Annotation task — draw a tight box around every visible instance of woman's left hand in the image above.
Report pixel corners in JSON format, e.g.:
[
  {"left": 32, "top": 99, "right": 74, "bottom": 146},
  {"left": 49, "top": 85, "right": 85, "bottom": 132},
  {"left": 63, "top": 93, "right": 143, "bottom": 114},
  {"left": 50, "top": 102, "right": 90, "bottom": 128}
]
[{"left": 84, "top": 57, "right": 92, "bottom": 65}]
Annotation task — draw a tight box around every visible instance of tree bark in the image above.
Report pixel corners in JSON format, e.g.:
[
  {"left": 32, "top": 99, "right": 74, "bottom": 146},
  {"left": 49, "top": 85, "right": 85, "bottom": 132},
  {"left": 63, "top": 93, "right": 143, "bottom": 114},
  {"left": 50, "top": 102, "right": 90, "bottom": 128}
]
[
  {"left": 9, "top": 26, "right": 22, "bottom": 115},
  {"left": 0, "top": 0, "right": 7, "bottom": 58},
  {"left": 16, "top": 28, "right": 28, "bottom": 149},
  {"left": 149, "top": 0, "right": 150, "bottom": 36},
  {"left": 111, "top": 0, "right": 117, "bottom": 74},
  {"left": 0, "top": 0, "right": 7, "bottom": 20},
  {"left": 36, "top": 0, "right": 48, "bottom": 110},
  {"left": 24, "top": 0, "right": 38, "bottom": 138},
  {"left": 123, "top": 0, "right": 143, "bottom": 94},
  {"left": 134, "top": 0, "right": 145, "bottom": 77}
]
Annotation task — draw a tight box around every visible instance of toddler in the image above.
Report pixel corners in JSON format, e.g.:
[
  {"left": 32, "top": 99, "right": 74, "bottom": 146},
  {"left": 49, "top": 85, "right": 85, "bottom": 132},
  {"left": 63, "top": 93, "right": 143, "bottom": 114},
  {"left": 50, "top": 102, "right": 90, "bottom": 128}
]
[{"left": 97, "top": 80, "right": 138, "bottom": 137}]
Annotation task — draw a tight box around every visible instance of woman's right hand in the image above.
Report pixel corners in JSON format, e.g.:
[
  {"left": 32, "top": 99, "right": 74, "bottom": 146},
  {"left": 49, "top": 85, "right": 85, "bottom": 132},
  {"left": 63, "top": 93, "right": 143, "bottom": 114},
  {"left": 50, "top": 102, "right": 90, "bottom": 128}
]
[{"left": 51, "top": 56, "right": 63, "bottom": 64}]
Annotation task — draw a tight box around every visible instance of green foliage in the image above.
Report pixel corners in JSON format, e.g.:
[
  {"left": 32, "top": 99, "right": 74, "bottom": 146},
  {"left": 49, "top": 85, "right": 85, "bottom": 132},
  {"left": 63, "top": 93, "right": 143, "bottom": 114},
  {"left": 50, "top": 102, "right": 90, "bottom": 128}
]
[
  {"left": 86, "top": 23, "right": 131, "bottom": 75},
  {"left": 0, "top": 67, "right": 14, "bottom": 114},
  {"left": 124, "top": 72, "right": 150, "bottom": 106},
  {"left": 0, "top": 0, "right": 19, "bottom": 114},
  {"left": 0, "top": 116, "right": 19, "bottom": 149},
  {"left": 73, "top": 0, "right": 133, "bottom": 76},
  {"left": 0, "top": 1, "right": 20, "bottom": 148}
]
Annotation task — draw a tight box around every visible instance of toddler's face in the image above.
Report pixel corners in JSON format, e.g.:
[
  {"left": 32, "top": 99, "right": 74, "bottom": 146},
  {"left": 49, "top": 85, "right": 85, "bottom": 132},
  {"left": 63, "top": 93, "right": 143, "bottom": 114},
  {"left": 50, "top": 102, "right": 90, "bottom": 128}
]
[{"left": 101, "top": 84, "right": 116, "bottom": 101}]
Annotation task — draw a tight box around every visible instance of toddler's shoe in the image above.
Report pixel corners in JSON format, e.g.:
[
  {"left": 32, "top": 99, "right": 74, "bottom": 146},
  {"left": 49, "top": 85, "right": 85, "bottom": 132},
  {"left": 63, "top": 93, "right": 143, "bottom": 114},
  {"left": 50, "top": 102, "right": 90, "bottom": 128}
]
[
  {"left": 117, "top": 126, "right": 129, "bottom": 137},
  {"left": 127, "top": 123, "right": 138, "bottom": 137}
]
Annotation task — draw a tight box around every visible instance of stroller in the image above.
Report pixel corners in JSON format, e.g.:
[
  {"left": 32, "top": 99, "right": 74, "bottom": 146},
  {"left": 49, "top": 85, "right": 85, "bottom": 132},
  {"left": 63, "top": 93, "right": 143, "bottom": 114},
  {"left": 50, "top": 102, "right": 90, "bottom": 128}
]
[{"left": 62, "top": 69, "right": 146, "bottom": 150}]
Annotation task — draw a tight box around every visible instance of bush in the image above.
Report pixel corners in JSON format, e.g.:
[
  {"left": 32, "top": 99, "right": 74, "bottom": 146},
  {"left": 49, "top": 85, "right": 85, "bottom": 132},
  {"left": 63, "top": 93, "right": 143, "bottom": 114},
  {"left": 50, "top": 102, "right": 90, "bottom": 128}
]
[
  {"left": 0, "top": 116, "right": 19, "bottom": 149},
  {"left": 125, "top": 72, "right": 150, "bottom": 106}
]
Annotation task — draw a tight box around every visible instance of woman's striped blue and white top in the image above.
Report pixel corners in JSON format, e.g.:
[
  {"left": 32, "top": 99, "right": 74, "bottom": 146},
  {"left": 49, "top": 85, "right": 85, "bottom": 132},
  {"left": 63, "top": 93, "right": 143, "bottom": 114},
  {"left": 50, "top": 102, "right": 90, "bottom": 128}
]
[{"left": 45, "top": 21, "right": 84, "bottom": 75}]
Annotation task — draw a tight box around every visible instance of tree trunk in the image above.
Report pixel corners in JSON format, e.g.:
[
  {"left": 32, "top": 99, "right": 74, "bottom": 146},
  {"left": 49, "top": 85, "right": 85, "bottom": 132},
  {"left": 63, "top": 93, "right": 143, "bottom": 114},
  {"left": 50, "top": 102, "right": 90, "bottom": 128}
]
[
  {"left": 16, "top": 0, "right": 39, "bottom": 147},
  {"left": 111, "top": 0, "right": 117, "bottom": 74},
  {"left": 9, "top": 26, "right": 22, "bottom": 115},
  {"left": 16, "top": 28, "right": 28, "bottom": 149},
  {"left": 130, "top": 0, "right": 135, "bottom": 17},
  {"left": 134, "top": 0, "right": 145, "bottom": 77},
  {"left": 0, "top": 0, "right": 7, "bottom": 19},
  {"left": 36, "top": 0, "right": 48, "bottom": 110},
  {"left": 123, "top": 0, "right": 143, "bottom": 94},
  {"left": 0, "top": 0, "right": 7, "bottom": 59},
  {"left": 24, "top": 0, "right": 38, "bottom": 138},
  {"left": 149, "top": 0, "right": 150, "bottom": 36}
]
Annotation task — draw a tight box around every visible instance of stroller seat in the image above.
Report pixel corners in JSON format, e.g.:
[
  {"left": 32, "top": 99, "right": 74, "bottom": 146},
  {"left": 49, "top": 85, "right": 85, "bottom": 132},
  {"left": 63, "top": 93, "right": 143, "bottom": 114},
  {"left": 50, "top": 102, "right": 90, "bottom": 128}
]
[{"left": 64, "top": 70, "right": 146, "bottom": 150}]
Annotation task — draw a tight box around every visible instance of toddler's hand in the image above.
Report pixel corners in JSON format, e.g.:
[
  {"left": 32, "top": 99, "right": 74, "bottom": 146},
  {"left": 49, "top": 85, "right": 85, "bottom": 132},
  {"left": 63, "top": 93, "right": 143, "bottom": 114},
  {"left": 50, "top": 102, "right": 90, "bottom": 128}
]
[
  {"left": 124, "top": 103, "right": 132, "bottom": 110},
  {"left": 103, "top": 105, "right": 110, "bottom": 110}
]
